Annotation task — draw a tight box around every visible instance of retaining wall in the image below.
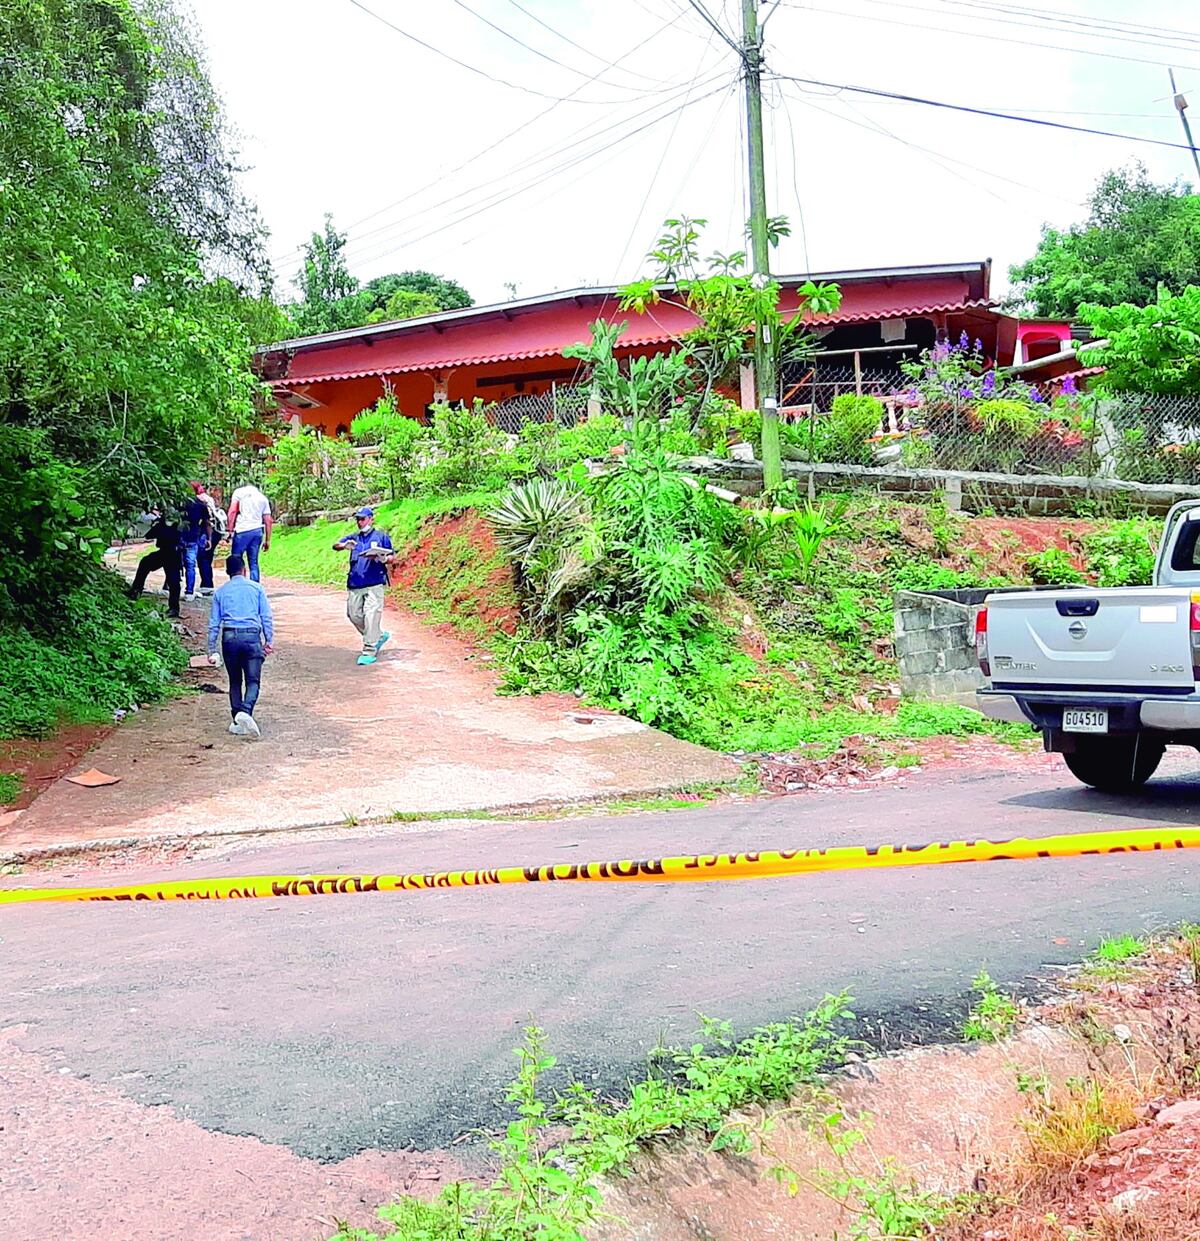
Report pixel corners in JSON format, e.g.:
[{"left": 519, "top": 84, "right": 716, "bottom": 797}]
[
  {"left": 894, "top": 585, "right": 1077, "bottom": 704},
  {"left": 692, "top": 458, "right": 1200, "bottom": 517}
]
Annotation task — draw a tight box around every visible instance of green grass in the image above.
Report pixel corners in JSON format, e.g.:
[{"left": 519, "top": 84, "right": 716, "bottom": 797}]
[
  {"left": 962, "top": 969, "right": 1020, "bottom": 1043},
  {"left": 1094, "top": 934, "right": 1146, "bottom": 963},
  {"left": 265, "top": 491, "right": 503, "bottom": 588},
  {"left": 1078, "top": 933, "right": 1149, "bottom": 983},
  {"left": 0, "top": 772, "right": 22, "bottom": 805}
]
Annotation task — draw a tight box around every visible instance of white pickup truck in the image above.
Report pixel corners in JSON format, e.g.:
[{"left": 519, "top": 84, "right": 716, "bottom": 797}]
[{"left": 976, "top": 500, "right": 1200, "bottom": 793}]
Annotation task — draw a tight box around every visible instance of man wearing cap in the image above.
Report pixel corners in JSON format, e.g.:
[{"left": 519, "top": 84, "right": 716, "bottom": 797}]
[{"left": 333, "top": 507, "right": 394, "bottom": 666}]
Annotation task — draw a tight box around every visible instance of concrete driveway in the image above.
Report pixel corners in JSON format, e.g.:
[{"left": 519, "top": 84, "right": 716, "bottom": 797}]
[{"left": 0, "top": 578, "right": 731, "bottom": 854}]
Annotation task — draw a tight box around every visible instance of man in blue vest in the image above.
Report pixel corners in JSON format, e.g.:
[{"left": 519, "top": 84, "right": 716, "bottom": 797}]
[{"left": 333, "top": 507, "right": 394, "bottom": 666}]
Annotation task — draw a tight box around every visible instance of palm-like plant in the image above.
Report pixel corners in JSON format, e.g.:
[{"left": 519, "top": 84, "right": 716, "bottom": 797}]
[{"left": 487, "top": 479, "right": 595, "bottom": 627}]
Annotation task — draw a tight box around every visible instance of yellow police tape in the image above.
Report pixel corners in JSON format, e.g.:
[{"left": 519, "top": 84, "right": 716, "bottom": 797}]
[{"left": 1, "top": 826, "right": 1198, "bottom": 905}]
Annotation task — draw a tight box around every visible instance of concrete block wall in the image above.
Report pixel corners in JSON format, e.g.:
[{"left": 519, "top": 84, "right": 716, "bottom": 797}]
[{"left": 893, "top": 590, "right": 986, "bottom": 705}]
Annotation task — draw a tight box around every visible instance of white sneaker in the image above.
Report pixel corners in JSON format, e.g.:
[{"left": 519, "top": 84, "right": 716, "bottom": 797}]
[
  {"left": 228, "top": 720, "right": 243, "bottom": 735},
  {"left": 235, "top": 711, "right": 261, "bottom": 739}
]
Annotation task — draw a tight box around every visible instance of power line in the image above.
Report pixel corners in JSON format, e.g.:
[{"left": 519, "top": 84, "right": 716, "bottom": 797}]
[
  {"left": 348, "top": 79, "right": 734, "bottom": 269},
  {"left": 345, "top": 0, "right": 655, "bottom": 104},
  {"left": 778, "top": 82, "right": 811, "bottom": 270},
  {"left": 773, "top": 72, "right": 1200, "bottom": 153},
  {"left": 498, "top": 0, "right": 664, "bottom": 85},
  {"left": 274, "top": 6, "right": 694, "bottom": 264},
  {"left": 925, "top": 0, "right": 1200, "bottom": 49},
  {"left": 789, "top": 87, "right": 1077, "bottom": 213},
  {"left": 337, "top": 69, "right": 732, "bottom": 267},
  {"left": 447, "top": 0, "right": 648, "bottom": 93},
  {"left": 684, "top": 0, "right": 745, "bottom": 58},
  {"left": 773, "top": 0, "right": 1200, "bottom": 74},
  {"left": 611, "top": 36, "right": 732, "bottom": 280}
]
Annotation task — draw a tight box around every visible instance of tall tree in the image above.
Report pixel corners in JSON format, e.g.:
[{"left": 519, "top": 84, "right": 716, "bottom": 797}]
[
  {"left": 359, "top": 271, "right": 472, "bottom": 317},
  {"left": 1008, "top": 164, "right": 1200, "bottom": 318},
  {"left": 0, "top": 0, "right": 269, "bottom": 615},
  {"left": 292, "top": 214, "right": 359, "bottom": 334}
]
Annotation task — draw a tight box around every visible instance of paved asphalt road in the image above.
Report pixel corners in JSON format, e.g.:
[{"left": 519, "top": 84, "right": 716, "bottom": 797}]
[{"left": 6, "top": 758, "right": 1200, "bottom": 1163}]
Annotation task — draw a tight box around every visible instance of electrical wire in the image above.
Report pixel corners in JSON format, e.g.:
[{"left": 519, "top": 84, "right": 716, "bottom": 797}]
[
  {"left": 348, "top": 79, "right": 733, "bottom": 269},
  {"left": 499, "top": 0, "right": 664, "bottom": 85},
  {"left": 924, "top": 0, "right": 1200, "bottom": 49},
  {"left": 778, "top": 83, "right": 811, "bottom": 270},
  {"left": 773, "top": 0, "right": 1200, "bottom": 74},
  {"left": 273, "top": 5, "right": 695, "bottom": 264},
  {"left": 773, "top": 72, "right": 1200, "bottom": 154},
  {"left": 611, "top": 32, "right": 731, "bottom": 280},
  {"left": 447, "top": 0, "right": 651, "bottom": 93},
  {"left": 684, "top": 0, "right": 746, "bottom": 58},
  {"left": 336, "top": 69, "right": 732, "bottom": 267},
  {"left": 344, "top": 0, "right": 666, "bottom": 105}
]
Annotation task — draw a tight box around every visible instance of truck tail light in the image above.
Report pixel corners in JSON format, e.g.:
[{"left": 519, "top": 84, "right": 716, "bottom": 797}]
[
  {"left": 1190, "top": 593, "right": 1200, "bottom": 680},
  {"left": 975, "top": 606, "right": 990, "bottom": 677}
]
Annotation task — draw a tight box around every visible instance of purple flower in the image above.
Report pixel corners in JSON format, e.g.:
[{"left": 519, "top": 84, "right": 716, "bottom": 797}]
[
  {"left": 1061, "top": 374, "right": 1078, "bottom": 395},
  {"left": 1031, "top": 389, "right": 1044, "bottom": 403},
  {"left": 974, "top": 338, "right": 983, "bottom": 354},
  {"left": 981, "top": 370, "right": 996, "bottom": 395},
  {"left": 960, "top": 387, "right": 976, "bottom": 399},
  {"left": 931, "top": 341, "right": 950, "bottom": 361},
  {"left": 958, "top": 330, "right": 970, "bottom": 350}
]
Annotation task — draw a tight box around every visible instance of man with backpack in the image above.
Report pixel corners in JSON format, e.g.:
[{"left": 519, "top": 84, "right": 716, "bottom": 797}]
[{"left": 181, "top": 482, "right": 213, "bottom": 602}]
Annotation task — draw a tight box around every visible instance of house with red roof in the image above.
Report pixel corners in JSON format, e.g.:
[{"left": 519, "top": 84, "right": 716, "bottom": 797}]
[{"left": 257, "top": 260, "right": 1068, "bottom": 433}]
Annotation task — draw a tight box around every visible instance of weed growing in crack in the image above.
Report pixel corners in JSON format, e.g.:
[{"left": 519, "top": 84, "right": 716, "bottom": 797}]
[
  {"left": 331, "top": 995, "right": 855, "bottom": 1241},
  {"left": 962, "top": 970, "right": 1020, "bottom": 1043}
]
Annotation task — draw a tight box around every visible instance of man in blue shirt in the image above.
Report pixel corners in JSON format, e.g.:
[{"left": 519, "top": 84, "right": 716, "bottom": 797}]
[
  {"left": 207, "top": 553, "right": 274, "bottom": 737},
  {"left": 333, "top": 506, "right": 393, "bottom": 666}
]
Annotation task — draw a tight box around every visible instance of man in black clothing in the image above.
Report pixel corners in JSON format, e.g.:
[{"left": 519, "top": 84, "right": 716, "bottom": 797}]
[{"left": 129, "top": 506, "right": 183, "bottom": 617}]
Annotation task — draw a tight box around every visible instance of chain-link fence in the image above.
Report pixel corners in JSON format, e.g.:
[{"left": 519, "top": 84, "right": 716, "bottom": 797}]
[
  {"left": 491, "top": 383, "right": 590, "bottom": 433},
  {"left": 776, "top": 362, "right": 1200, "bottom": 483}
]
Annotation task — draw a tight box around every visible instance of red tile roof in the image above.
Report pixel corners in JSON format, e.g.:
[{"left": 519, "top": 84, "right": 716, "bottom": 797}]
[{"left": 271, "top": 273, "right": 997, "bottom": 389}]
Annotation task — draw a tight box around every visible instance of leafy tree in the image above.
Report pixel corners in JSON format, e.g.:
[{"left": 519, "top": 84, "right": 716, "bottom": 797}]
[
  {"left": 619, "top": 216, "right": 840, "bottom": 488},
  {"left": 366, "top": 288, "right": 443, "bottom": 324},
  {"left": 1008, "top": 164, "right": 1200, "bottom": 318},
  {"left": 1079, "top": 286, "right": 1200, "bottom": 395},
  {"left": 291, "top": 214, "right": 359, "bottom": 334},
  {"left": 0, "top": 0, "right": 268, "bottom": 622},
  {"left": 358, "top": 271, "right": 472, "bottom": 316},
  {"left": 287, "top": 252, "right": 473, "bottom": 333}
]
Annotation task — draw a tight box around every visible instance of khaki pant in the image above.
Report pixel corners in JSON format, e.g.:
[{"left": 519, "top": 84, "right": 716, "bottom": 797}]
[{"left": 347, "top": 584, "right": 386, "bottom": 653}]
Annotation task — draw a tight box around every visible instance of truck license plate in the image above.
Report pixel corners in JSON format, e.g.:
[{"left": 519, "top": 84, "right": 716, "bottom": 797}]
[{"left": 1063, "top": 709, "right": 1108, "bottom": 734}]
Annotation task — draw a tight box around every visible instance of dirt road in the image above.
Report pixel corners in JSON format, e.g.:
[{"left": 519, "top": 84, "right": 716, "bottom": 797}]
[{"left": 5, "top": 758, "right": 1200, "bottom": 1237}]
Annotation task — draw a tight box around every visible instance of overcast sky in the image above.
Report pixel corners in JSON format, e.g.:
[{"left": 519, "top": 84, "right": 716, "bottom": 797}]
[{"left": 193, "top": 0, "right": 1200, "bottom": 308}]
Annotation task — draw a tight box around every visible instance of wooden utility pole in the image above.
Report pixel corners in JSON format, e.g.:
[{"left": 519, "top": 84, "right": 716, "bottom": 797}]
[
  {"left": 741, "top": 0, "right": 781, "bottom": 490},
  {"left": 1169, "top": 69, "right": 1200, "bottom": 184}
]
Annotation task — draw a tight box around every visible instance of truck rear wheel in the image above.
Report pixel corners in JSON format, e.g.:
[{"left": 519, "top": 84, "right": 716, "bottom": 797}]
[{"left": 1062, "top": 736, "right": 1164, "bottom": 792}]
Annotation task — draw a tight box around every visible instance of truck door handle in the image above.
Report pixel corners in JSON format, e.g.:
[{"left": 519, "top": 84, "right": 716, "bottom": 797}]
[{"left": 1056, "top": 599, "right": 1099, "bottom": 617}]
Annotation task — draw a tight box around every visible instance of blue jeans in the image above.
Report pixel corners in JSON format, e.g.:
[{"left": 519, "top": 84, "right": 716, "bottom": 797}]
[
  {"left": 181, "top": 539, "right": 203, "bottom": 594},
  {"left": 231, "top": 528, "right": 263, "bottom": 582},
  {"left": 221, "top": 628, "right": 264, "bottom": 719}
]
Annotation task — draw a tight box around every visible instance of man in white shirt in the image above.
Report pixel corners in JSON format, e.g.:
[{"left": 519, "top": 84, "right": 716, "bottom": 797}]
[{"left": 226, "top": 482, "right": 273, "bottom": 583}]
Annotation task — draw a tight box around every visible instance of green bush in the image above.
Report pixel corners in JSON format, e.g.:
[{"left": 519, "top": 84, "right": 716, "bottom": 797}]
[
  {"left": 1026, "top": 547, "right": 1085, "bottom": 585},
  {"left": 417, "top": 401, "right": 513, "bottom": 494},
  {"left": 1, "top": 566, "right": 186, "bottom": 739},
  {"left": 1083, "top": 520, "right": 1156, "bottom": 586},
  {"left": 800, "top": 395, "right": 882, "bottom": 465}
]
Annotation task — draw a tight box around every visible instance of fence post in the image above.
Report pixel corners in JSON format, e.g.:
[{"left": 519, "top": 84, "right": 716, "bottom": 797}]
[
  {"left": 854, "top": 351, "right": 863, "bottom": 396},
  {"left": 551, "top": 381, "right": 558, "bottom": 424}
]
